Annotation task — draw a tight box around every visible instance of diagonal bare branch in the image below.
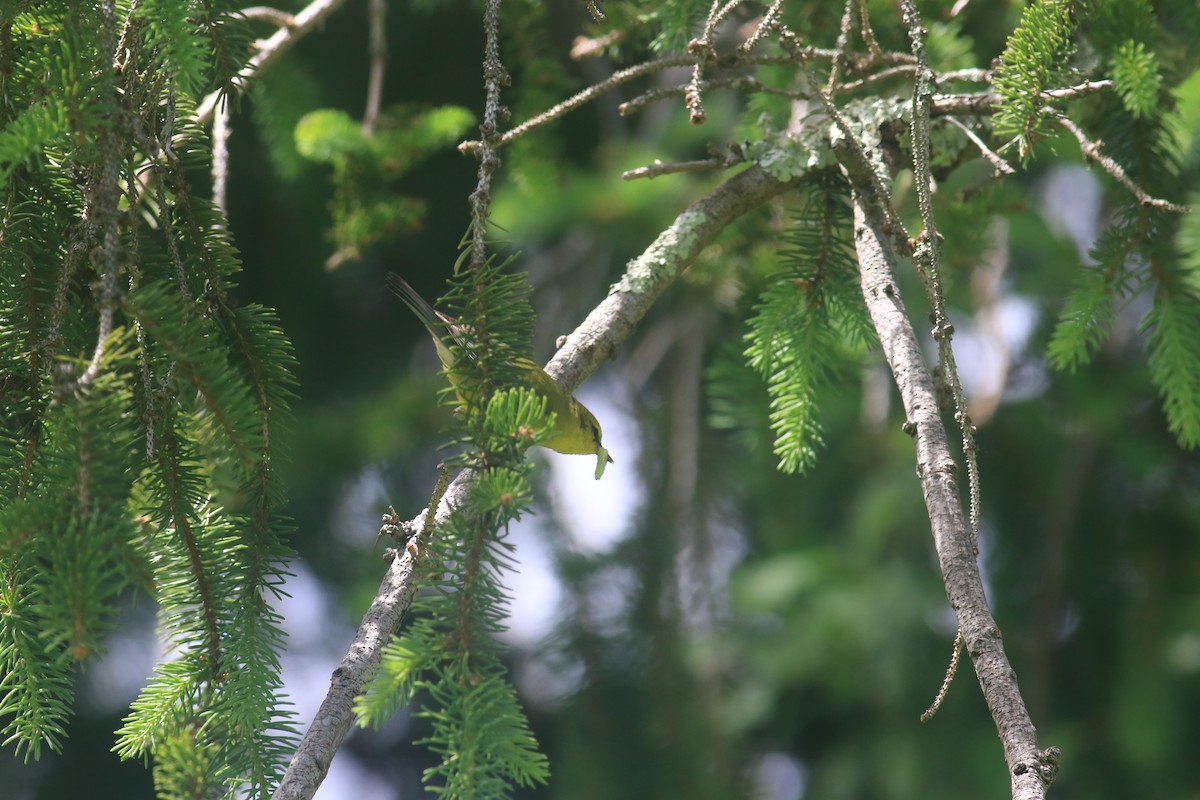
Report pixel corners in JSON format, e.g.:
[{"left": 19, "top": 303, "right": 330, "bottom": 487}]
[{"left": 838, "top": 142, "right": 1058, "bottom": 800}]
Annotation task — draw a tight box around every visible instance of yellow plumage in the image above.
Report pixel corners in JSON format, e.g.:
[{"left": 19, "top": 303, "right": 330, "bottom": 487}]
[{"left": 389, "top": 274, "right": 612, "bottom": 475}]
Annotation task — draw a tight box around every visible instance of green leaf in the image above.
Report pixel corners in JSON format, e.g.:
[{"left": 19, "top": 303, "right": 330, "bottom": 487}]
[{"left": 295, "top": 109, "right": 370, "bottom": 163}]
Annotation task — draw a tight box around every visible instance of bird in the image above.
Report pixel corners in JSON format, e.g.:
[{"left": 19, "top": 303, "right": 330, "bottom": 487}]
[{"left": 388, "top": 274, "right": 612, "bottom": 477}]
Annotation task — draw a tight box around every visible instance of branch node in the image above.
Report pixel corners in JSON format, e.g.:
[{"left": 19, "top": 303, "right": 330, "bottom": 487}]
[{"left": 1013, "top": 746, "right": 1061, "bottom": 786}]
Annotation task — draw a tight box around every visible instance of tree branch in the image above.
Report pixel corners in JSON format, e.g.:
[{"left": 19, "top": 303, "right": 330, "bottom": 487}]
[
  {"left": 272, "top": 472, "right": 457, "bottom": 800},
  {"left": 930, "top": 79, "right": 1114, "bottom": 118},
  {"left": 273, "top": 162, "right": 801, "bottom": 798},
  {"left": 459, "top": 55, "right": 695, "bottom": 154},
  {"left": 545, "top": 164, "right": 802, "bottom": 392},
  {"left": 1055, "top": 115, "right": 1190, "bottom": 213},
  {"left": 195, "top": 0, "right": 348, "bottom": 125},
  {"left": 271, "top": 543, "right": 421, "bottom": 800},
  {"left": 839, "top": 147, "right": 1058, "bottom": 800}
]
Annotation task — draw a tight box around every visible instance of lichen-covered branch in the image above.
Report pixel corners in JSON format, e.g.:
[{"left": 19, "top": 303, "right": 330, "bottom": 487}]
[
  {"left": 271, "top": 542, "right": 420, "bottom": 800},
  {"left": 545, "top": 164, "right": 803, "bottom": 393}
]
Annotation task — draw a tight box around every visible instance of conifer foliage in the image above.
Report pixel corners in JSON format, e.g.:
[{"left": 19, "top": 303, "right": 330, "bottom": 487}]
[
  {"left": 744, "top": 174, "right": 873, "bottom": 473},
  {"left": 4, "top": 0, "right": 1200, "bottom": 798},
  {"left": 357, "top": 253, "right": 554, "bottom": 798},
  {"left": 1, "top": 3, "right": 296, "bottom": 795}
]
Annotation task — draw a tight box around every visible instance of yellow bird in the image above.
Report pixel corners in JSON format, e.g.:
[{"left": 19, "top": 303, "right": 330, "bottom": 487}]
[{"left": 389, "top": 274, "right": 612, "bottom": 477}]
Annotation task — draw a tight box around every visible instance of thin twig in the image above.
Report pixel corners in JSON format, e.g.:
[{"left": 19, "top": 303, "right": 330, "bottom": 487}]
[
  {"left": 1042, "top": 79, "right": 1113, "bottom": 100},
  {"left": 685, "top": 0, "right": 743, "bottom": 125},
  {"left": 155, "top": 179, "right": 192, "bottom": 304},
  {"left": 738, "top": 46, "right": 841, "bottom": 65},
  {"left": 622, "top": 153, "right": 741, "bottom": 180},
  {"left": 460, "top": 55, "right": 694, "bottom": 153},
  {"left": 569, "top": 28, "right": 625, "bottom": 60},
  {"left": 943, "top": 116, "right": 1014, "bottom": 175},
  {"left": 239, "top": 5, "right": 296, "bottom": 26},
  {"left": 79, "top": 0, "right": 124, "bottom": 391},
  {"left": 195, "top": 0, "right": 348, "bottom": 125},
  {"left": 837, "top": 63, "right": 917, "bottom": 93},
  {"left": 857, "top": 0, "right": 883, "bottom": 61},
  {"left": 461, "top": 47, "right": 857, "bottom": 153},
  {"left": 115, "top": 0, "right": 142, "bottom": 67},
  {"left": 826, "top": 0, "right": 856, "bottom": 95},
  {"left": 940, "top": 67, "right": 992, "bottom": 84},
  {"left": 930, "top": 78, "right": 1115, "bottom": 118},
  {"left": 739, "top": 0, "right": 786, "bottom": 53},
  {"left": 211, "top": 97, "right": 232, "bottom": 217},
  {"left": 362, "top": 0, "right": 386, "bottom": 135},
  {"left": 701, "top": 0, "right": 746, "bottom": 38},
  {"left": 1056, "top": 115, "right": 1190, "bottom": 213},
  {"left": 619, "top": 74, "right": 809, "bottom": 117},
  {"left": 685, "top": 61, "right": 707, "bottom": 125},
  {"left": 467, "top": 0, "right": 506, "bottom": 268},
  {"left": 921, "top": 630, "right": 964, "bottom": 722}
]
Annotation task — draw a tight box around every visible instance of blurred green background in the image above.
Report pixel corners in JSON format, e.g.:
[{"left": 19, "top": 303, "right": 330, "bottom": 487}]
[{"left": 5, "top": 0, "right": 1200, "bottom": 798}]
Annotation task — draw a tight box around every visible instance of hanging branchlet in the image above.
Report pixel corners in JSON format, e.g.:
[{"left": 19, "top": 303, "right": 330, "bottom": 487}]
[
  {"left": 584, "top": 0, "right": 605, "bottom": 23},
  {"left": 899, "top": 0, "right": 983, "bottom": 720},
  {"left": 921, "top": 629, "right": 964, "bottom": 722},
  {"left": 856, "top": 0, "right": 883, "bottom": 63},
  {"left": 826, "top": 0, "right": 857, "bottom": 95},
  {"left": 1055, "top": 115, "right": 1190, "bottom": 213},
  {"left": 467, "top": 0, "right": 510, "bottom": 270},
  {"left": 79, "top": 0, "right": 126, "bottom": 392}
]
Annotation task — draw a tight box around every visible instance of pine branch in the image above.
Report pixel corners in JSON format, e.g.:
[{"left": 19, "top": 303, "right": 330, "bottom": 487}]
[
  {"left": 991, "top": 0, "right": 1076, "bottom": 161},
  {"left": 1144, "top": 288, "right": 1200, "bottom": 449},
  {"left": 1046, "top": 223, "right": 1137, "bottom": 372},
  {"left": 745, "top": 175, "right": 868, "bottom": 473}
]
